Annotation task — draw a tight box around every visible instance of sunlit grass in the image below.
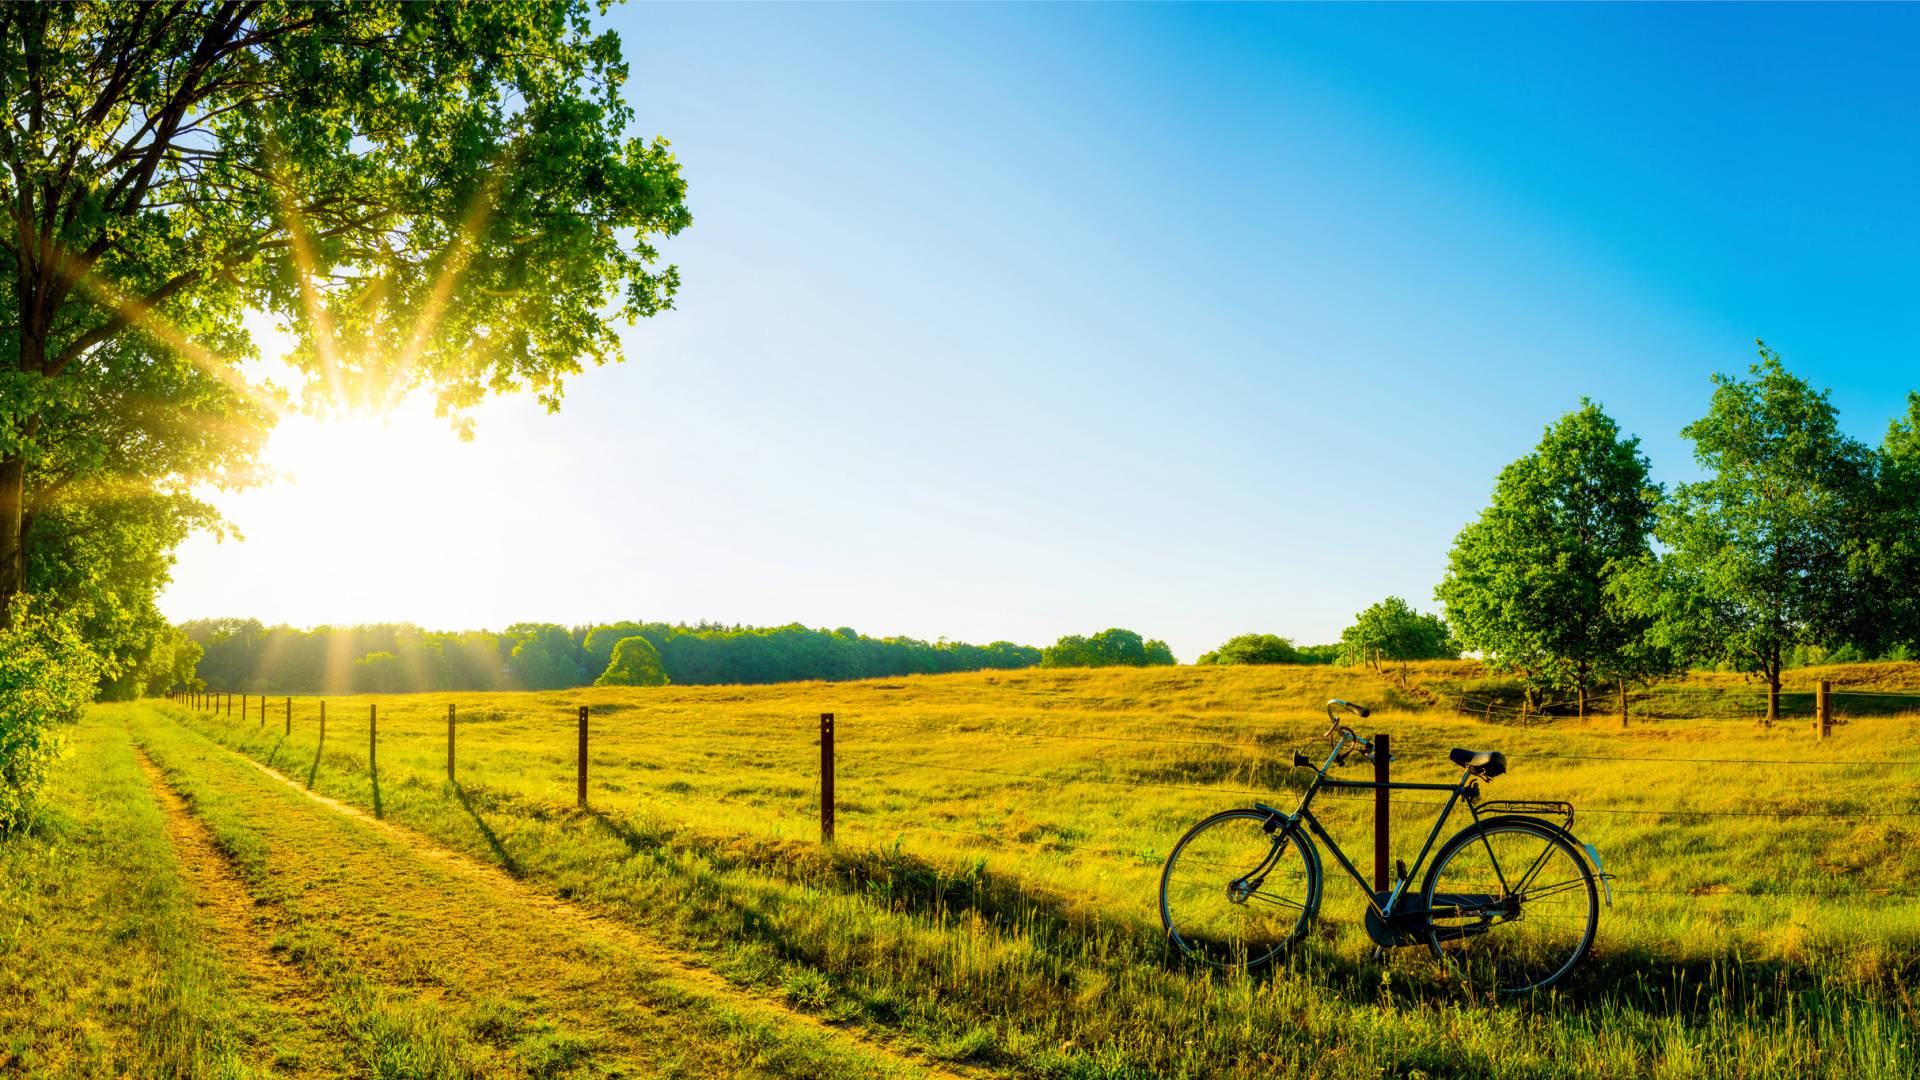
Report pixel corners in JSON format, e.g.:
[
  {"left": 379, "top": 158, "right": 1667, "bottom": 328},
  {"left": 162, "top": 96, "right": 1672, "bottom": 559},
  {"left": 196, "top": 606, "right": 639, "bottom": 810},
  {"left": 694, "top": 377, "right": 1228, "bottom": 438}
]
[{"left": 168, "top": 662, "right": 1920, "bottom": 1078}]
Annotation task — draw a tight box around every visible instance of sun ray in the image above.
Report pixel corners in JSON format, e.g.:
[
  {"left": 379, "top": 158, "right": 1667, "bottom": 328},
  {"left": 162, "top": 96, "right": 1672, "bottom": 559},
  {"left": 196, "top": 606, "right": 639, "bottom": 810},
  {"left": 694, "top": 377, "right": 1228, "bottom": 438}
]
[
  {"left": 68, "top": 272, "right": 286, "bottom": 424},
  {"left": 273, "top": 178, "right": 352, "bottom": 412},
  {"left": 382, "top": 170, "right": 505, "bottom": 413}
]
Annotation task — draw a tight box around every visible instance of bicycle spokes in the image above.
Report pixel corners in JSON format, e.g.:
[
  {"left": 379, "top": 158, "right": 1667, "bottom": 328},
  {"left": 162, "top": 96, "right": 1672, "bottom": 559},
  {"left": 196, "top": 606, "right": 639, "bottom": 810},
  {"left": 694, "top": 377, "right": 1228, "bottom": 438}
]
[{"left": 1424, "top": 822, "right": 1598, "bottom": 993}]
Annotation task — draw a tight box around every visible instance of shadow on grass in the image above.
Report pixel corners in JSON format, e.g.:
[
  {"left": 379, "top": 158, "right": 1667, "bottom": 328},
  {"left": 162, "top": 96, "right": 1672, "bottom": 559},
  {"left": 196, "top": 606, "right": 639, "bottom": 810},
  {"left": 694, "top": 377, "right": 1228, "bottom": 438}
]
[
  {"left": 262, "top": 733, "right": 289, "bottom": 770},
  {"left": 305, "top": 736, "right": 323, "bottom": 789},
  {"left": 370, "top": 757, "right": 384, "bottom": 819},
  {"left": 568, "top": 798, "right": 1916, "bottom": 1025},
  {"left": 452, "top": 782, "right": 522, "bottom": 876}
]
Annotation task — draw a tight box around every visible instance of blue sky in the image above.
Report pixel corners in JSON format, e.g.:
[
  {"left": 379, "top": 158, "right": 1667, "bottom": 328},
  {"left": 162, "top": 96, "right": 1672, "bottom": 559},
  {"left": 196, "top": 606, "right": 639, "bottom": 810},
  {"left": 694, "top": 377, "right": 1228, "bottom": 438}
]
[{"left": 161, "top": 3, "right": 1920, "bottom": 661}]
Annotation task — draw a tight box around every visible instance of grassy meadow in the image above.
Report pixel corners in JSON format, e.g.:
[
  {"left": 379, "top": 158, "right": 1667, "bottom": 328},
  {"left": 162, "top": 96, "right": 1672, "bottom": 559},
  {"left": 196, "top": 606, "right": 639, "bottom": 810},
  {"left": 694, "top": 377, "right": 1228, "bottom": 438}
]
[{"left": 13, "top": 661, "right": 1920, "bottom": 1077}]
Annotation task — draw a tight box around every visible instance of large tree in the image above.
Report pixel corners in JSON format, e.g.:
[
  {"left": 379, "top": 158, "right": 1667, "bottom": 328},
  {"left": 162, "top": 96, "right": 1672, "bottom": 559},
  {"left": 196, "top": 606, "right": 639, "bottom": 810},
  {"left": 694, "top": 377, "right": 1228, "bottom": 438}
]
[
  {"left": 1633, "top": 347, "right": 1871, "bottom": 721},
  {"left": 0, "top": 2, "right": 691, "bottom": 630},
  {"left": 1850, "top": 393, "right": 1920, "bottom": 655},
  {"left": 1436, "top": 400, "right": 1669, "bottom": 716}
]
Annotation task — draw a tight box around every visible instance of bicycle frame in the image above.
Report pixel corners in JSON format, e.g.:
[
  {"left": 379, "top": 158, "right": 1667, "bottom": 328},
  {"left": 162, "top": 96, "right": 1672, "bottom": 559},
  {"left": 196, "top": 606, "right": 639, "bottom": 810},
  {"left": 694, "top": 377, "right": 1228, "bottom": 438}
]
[{"left": 1253, "top": 729, "right": 1493, "bottom": 925}]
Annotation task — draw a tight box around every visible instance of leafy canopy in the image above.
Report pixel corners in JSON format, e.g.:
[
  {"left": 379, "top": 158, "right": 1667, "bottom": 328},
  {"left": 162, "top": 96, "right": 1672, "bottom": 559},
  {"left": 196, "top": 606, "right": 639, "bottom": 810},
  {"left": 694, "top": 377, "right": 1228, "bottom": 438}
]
[
  {"left": 1041, "top": 629, "right": 1177, "bottom": 669},
  {"left": 595, "top": 634, "right": 668, "bottom": 687},
  {"left": 1339, "top": 597, "right": 1455, "bottom": 675},
  {"left": 1196, "top": 633, "right": 1299, "bottom": 666},
  {"left": 0, "top": 1, "right": 692, "bottom": 634},
  {"left": 1436, "top": 399, "right": 1670, "bottom": 698},
  {"left": 1621, "top": 346, "right": 1870, "bottom": 705}
]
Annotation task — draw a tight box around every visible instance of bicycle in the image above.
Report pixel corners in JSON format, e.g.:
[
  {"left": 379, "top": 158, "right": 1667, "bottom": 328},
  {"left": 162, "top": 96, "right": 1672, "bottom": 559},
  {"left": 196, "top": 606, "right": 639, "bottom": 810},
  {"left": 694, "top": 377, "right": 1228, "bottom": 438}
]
[{"left": 1159, "top": 698, "right": 1611, "bottom": 994}]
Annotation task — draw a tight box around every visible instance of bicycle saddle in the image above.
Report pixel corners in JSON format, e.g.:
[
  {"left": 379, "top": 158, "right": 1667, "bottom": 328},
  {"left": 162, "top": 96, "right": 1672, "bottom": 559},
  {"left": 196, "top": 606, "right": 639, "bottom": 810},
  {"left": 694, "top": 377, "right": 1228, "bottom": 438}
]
[{"left": 1449, "top": 747, "right": 1508, "bottom": 779}]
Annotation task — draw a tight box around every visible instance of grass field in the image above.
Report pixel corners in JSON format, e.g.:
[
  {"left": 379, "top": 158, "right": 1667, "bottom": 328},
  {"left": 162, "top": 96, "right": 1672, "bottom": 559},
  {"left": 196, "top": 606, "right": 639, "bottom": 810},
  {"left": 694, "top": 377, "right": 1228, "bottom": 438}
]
[{"left": 8, "top": 662, "right": 1919, "bottom": 1077}]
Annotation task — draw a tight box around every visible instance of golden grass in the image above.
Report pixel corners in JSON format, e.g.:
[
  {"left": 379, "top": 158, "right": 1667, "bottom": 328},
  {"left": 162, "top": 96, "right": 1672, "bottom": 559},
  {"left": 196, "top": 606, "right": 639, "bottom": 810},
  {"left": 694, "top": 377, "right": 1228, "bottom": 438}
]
[{"left": 154, "top": 662, "right": 1920, "bottom": 1078}]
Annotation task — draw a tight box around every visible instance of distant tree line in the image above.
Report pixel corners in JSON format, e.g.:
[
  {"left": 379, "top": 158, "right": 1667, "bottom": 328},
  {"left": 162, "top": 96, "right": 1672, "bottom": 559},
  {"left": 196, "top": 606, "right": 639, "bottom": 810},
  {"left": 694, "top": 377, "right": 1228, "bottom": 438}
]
[{"left": 180, "top": 620, "right": 1045, "bottom": 693}]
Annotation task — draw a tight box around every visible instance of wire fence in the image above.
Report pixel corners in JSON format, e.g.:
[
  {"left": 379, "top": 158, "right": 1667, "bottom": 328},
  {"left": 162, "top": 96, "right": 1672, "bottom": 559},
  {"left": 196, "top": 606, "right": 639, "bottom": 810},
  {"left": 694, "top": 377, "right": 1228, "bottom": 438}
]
[{"left": 163, "top": 687, "right": 1920, "bottom": 909}]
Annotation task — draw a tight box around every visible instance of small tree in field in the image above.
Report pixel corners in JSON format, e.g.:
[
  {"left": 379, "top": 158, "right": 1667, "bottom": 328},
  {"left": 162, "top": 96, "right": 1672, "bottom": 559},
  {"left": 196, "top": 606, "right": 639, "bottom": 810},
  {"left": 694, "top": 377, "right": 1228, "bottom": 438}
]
[
  {"left": 1339, "top": 598, "right": 1455, "bottom": 684},
  {"left": 1436, "top": 400, "right": 1669, "bottom": 716},
  {"left": 596, "top": 635, "right": 669, "bottom": 687},
  {"left": 1628, "top": 347, "right": 1871, "bottom": 722}
]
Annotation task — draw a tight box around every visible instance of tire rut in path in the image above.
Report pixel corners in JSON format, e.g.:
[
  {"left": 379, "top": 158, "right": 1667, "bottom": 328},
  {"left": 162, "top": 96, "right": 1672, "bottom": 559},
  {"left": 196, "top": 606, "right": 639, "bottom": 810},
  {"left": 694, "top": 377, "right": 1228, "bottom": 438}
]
[
  {"left": 132, "top": 746, "right": 333, "bottom": 1079},
  {"left": 220, "top": 741, "right": 983, "bottom": 1080}
]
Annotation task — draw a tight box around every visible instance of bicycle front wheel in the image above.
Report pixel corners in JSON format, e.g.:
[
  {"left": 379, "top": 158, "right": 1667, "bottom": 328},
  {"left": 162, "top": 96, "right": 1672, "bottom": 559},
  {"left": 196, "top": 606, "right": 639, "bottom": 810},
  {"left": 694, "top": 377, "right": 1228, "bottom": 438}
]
[
  {"left": 1160, "top": 809, "right": 1318, "bottom": 970},
  {"left": 1421, "top": 817, "right": 1598, "bottom": 994}
]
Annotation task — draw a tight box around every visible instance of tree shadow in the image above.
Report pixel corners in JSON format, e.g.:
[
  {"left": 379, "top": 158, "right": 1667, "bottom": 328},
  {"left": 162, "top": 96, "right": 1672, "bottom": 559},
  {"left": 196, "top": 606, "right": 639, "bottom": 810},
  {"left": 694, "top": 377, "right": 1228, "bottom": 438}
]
[{"left": 452, "top": 782, "right": 522, "bottom": 876}]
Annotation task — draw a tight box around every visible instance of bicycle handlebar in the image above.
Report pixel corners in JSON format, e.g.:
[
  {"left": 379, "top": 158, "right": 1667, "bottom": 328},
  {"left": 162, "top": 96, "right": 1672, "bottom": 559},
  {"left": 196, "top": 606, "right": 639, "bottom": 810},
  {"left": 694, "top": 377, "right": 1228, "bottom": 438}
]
[{"left": 1299, "top": 699, "right": 1390, "bottom": 771}]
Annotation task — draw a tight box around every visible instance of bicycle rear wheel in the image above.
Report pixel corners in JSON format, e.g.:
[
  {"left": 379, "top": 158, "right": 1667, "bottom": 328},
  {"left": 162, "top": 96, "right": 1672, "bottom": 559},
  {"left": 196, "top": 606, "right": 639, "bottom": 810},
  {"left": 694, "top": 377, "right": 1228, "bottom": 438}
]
[
  {"left": 1420, "top": 817, "right": 1598, "bottom": 994},
  {"left": 1160, "top": 809, "right": 1318, "bottom": 970}
]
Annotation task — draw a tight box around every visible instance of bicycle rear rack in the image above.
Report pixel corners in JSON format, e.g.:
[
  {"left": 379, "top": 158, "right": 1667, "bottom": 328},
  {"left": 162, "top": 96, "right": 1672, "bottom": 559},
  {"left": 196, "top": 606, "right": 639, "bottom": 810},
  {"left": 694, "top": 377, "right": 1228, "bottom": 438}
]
[{"left": 1473, "top": 799, "right": 1575, "bottom": 830}]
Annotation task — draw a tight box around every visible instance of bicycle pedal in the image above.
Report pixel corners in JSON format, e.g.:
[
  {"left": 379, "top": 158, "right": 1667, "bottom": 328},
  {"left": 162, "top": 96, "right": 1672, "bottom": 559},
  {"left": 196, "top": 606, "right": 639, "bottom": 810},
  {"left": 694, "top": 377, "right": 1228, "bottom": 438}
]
[{"left": 1395, "top": 858, "right": 1408, "bottom": 885}]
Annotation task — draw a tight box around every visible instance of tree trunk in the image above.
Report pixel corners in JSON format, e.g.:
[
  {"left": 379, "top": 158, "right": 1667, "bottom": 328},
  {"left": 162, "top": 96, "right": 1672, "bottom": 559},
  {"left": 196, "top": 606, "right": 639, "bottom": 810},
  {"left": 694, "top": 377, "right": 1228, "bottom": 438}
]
[
  {"left": 0, "top": 454, "right": 24, "bottom": 630},
  {"left": 1618, "top": 682, "right": 1628, "bottom": 730},
  {"left": 1577, "top": 683, "right": 1588, "bottom": 720}
]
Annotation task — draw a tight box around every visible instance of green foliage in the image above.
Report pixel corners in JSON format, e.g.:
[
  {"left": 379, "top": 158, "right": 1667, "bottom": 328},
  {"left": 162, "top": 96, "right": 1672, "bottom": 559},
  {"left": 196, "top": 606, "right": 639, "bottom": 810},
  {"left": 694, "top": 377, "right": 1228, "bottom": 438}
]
[
  {"left": 1040, "top": 628, "right": 1177, "bottom": 668},
  {"left": 183, "top": 619, "right": 1043, "bottom": 691},
  {"left": 1854, "top": 392, "right": 1920, "bottom": 654},
  {"left": 1293, "top": 644, "right": 1343, "bottom": 665},
  {"left": 507, "top": 624, "right": 580, "bottom": 691},
  {"left": 1338, "top": 598, "right": 1455, "bottom": 676},
  {"left": 595, "top": 636, "right": 669, "bottom": 687},
  {"left": 1196, "top": 634, "right": 1300, "bottom": 666},
  {"left": 1623, "top": 346, "right": 1872, "bottom": 710},
  {"left": 582, "top": 622, "right": 651, "bottom": 676},
  {"left": 0, "top": 1, "right": 692, "bottom": 661},
  {"left": 0, "top": 608, "right": 95, "bottom": 831},
  {"left": 352, "top": 651, "right": 407, "bottom": 694},
  {"left": 1436, "top": 400, "right": 1673, "bottom": 705}
]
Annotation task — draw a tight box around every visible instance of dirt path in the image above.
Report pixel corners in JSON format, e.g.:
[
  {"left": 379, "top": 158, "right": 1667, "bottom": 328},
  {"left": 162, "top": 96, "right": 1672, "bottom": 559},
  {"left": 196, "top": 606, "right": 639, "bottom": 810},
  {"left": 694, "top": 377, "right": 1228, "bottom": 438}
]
[
  {"left": 132, "top": 747, "right": 334, "bottom": 1078},
  {"left": 214, "top": 733, "right": 981, "bottom": 1080}
]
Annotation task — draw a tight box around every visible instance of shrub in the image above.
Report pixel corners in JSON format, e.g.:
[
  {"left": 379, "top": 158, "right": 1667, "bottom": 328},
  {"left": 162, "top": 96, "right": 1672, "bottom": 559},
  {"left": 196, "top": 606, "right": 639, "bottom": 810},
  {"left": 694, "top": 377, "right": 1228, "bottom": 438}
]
[
  {"left": 1041, "top": 628, "right": 1177, "bottom": 668},
  {"left": 0, "top": 609, "right": 97, "bottom": 832},
  {"left": 1196, "top": 634, "right": 1300, "bottom": 666}
]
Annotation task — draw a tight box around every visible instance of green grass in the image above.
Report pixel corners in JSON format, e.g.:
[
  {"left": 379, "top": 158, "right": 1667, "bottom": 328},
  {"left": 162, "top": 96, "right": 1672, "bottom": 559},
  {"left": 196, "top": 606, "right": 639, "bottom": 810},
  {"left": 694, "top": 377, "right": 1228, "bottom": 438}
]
[
  {"left": 0, "top": 710, "right": 253, "bottom": 1076},
  {"left": 154, "top": 663, "right": 1920, "bottom": 1078}
]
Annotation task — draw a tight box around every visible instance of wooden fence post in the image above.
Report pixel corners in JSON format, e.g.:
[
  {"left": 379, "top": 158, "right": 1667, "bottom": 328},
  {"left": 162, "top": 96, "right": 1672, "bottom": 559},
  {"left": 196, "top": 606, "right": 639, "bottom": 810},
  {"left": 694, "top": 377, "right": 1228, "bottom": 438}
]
[
  {"left": 369, "top": 703, "right": 377, "bottom": 771},
  {"left": 285, "top": 697, "right": 291, "bottom": 735},
  {"left": 1620, "top": 683, "right": 1628, "bottom": 730},
  {"left": 319, "top": 701, "right": 326, "bottom": 746},
  {"left": 1817, "top": 680, "right": 1832, "bottom": 740},
  {"left": 226, "top": 692, "right": 232, "bottom": 718},
  {"left": 820, "top": 712, "right": 835, "bottom": 844},
  {"left": 1373, "top": 733, "right": 1390, "bottom": 893},
  {"left": 576, "top": 705, "right": 588, "bottom": 808},
  {"left": 447, "top": 703, "right": 456, "bottom": 782}
]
